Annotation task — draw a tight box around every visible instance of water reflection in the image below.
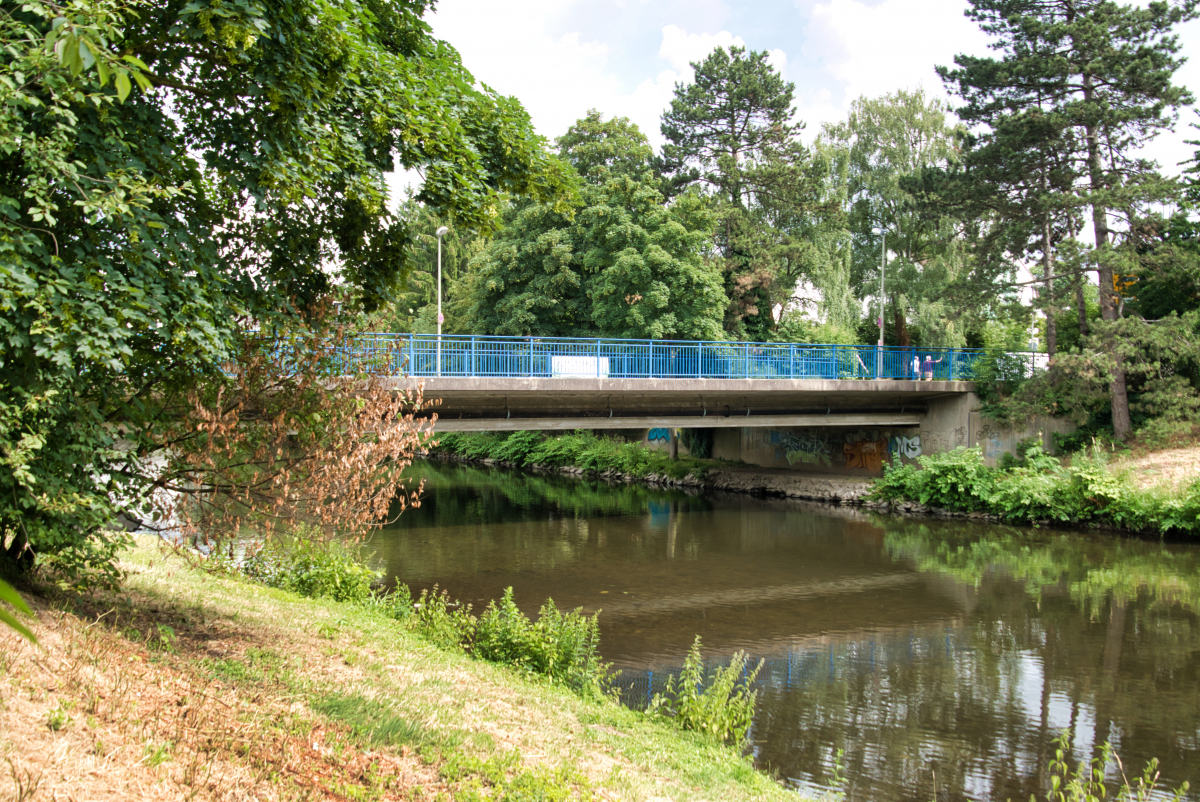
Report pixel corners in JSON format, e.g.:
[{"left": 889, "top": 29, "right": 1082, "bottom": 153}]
[{"left": 377, "top": 461, "right": 1200, "bottom": 802}]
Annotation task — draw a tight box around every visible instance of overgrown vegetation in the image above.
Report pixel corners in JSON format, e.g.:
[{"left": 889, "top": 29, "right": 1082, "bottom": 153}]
[
  {"left": 228, "top": 532, "right": 382, "bottom": 603},
  {"left": 431, "top": 429, "right": 722, "bottom": 480},
  {"left": 871, "top": 444, "right": 1200, "bottom": 535},
  {"left": 647, "top": 637, "right": 762, "bottom": 747}
]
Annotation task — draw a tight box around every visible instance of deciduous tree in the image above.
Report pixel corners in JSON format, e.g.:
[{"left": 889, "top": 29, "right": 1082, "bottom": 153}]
[
  {"left": 467, "top": 112, "right": 726, "bottom": 341},
  {"left": 0, "top": 0, "right": 572, "bottom": 579}
]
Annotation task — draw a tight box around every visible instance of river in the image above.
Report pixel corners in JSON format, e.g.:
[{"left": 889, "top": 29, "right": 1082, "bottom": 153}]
[{"left": 374, "top": 460, "right": 1200, "bottom": 802}]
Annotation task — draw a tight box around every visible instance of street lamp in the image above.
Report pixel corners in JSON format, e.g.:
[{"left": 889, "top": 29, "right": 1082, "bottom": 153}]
[
  {"left": 872, "top": 227, "right": 887, "bottom": 378},
  {"left": 436, "top": 225, "right": 449, "bottom": 376}
]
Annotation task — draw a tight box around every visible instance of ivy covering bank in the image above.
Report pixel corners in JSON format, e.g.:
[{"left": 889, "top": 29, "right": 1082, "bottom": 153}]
[{"left": 870, "top": 445, "right": 1200, "bottom": 536}]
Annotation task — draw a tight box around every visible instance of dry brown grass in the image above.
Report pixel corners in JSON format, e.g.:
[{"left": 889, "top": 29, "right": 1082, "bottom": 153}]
[
  {"left": 0, "top": 544, "right": 806, "bottom": 802},
  {"left": 1115, "top": 440, "right": 1200, "bottom": 491},
  {"left": 0, "top": 591, "right": 443, "bottom": 801}
]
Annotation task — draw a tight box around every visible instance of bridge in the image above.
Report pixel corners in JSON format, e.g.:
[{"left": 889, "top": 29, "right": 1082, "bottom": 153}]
[{"left": 341, "top": 334, "right": 1039, "bottom": 435}]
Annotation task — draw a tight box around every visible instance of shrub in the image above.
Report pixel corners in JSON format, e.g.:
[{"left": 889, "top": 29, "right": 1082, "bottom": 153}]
[
  {"left": 870, "top": 457, "right": 923, "bottom": 503},
  {"left": 870, "top": 447, "right": 994, "bottom": 512},
  {"left": 434, "top": 429, "right": 716, "bottom": 481},
  {"left": 648, "top": 636, "right": 762, "bottom": 747},
  {"left": 412, "top": 586, "right": 477, "bottom": 650},
  {"left": 473, "top": 587, "right": 610, "bottom": 695},
  {"left": 871, "top": 441, "right": 1200, "bottom": 536},
  {"left": 490, "top": 430, "right": 545, "bottom": 464},
  {"left": 240, "top": 532, "right": 380, "bottom": 603}
]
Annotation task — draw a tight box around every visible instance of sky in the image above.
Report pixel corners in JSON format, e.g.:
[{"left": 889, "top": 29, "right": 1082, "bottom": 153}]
[{"left": 426, "top": 0, "right": 1200, "bottom": 175}]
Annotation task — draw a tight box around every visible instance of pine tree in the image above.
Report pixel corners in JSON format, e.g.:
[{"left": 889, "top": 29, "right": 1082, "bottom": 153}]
[
  {"left": 941, "top": 0, "right": 1198, "bottom": 440},
  {"left": 658, "top": 47, "right": 819, "bottom": 340}
]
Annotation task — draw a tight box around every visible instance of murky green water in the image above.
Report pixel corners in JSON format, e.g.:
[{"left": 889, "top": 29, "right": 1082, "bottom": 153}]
[{"left": 375, "top": 460, "right": 1200, "bottom": 802}]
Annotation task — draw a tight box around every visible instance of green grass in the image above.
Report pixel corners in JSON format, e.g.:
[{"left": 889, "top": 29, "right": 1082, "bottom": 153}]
[
  {"left": 312, "top": 691, "right": 442, "bottom": 750},
  {"left": 115, "top": 540, "right": 808, "bottom": 802}
]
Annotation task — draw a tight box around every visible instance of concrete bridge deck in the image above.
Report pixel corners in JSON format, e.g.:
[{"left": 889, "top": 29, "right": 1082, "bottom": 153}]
[{"left": 389, "top": 376, "right": 972, "bottom": 431}]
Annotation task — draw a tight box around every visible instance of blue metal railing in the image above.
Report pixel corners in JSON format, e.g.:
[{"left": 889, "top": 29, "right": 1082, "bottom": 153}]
[{"left": 327, "top": 333, "right": 1040, "bottom": 382}]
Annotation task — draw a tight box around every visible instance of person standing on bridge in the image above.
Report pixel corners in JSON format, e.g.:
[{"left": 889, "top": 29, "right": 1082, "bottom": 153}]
[{"left": 921, "top": 354, "right": 943, "bottom": 381}]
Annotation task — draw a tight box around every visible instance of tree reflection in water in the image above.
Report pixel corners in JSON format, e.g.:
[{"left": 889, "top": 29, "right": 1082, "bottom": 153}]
[{"left": 379, "top": 461, "right": 1200, "bottom": 802}]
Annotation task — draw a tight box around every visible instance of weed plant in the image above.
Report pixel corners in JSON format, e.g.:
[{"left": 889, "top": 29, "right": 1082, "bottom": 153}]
[
  {"left": 433, "top": 430, "right": 717, "bottom": 480},
  {"left": 871, "top": 444, "right": 1200, "bottom": 535},
  {"left": 412, "top": 585, "right": 476, "bottom": 650},
  {"left": 474, "top": 587, "right": 611, "bottom": 696},
  {"left": 235, "top": 530, "right": 381, "bottom": 602},
  {"left": 1042, "top": 733, "right": 1188, "bottom": 802},
  {"left": 647, "top": 636, "right": 762, "bottom": 747}
]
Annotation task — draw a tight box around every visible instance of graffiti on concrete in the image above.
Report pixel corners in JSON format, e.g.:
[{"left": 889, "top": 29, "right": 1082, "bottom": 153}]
[
  {"left": 953, "top": 426, "right": 967, "bottom": 447},
  {"left": 648, "top": 428, "right": 671, "bottom": 443},
  {"left": 977, "top": 424, "right": 1004, "bottom": 460},
  {"left": 770, "top": 430, "right": 835, "bottom": 467},
  {"left": 844, "top": 438, "right": 888, "bottom": 472},
  {"left": 888, "top": 435, "right": 922, "bottom": 460}
]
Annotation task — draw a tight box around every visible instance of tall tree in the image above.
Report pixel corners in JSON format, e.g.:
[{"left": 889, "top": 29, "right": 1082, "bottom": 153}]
[
  {"left": 820, "top": 89, "right": 965, "bottom": 347},
  {"left": 658, "top": 46, "right": 821, "bottom": 340},
  {"left": 467, "top": 112, "right": 726, "bottom": 340},
  {"left": 941, "top": 0, "right": 1198, "bottom": 440},
  {"left": 0, "top": 0, "right": 572, "bottom": 578}
]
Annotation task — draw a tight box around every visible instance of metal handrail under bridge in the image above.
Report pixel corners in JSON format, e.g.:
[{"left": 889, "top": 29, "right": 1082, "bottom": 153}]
[{"left": 335, "top": 333, "right": 1042, "bottom": 382}]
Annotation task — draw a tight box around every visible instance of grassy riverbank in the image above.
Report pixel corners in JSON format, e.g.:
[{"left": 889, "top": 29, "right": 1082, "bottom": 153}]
[
  {"left": 870, "top": 443, "right": 1200, "bottom": 536},
  {"left": 1, "top": 540, "right": 805, "bottom": 802}
]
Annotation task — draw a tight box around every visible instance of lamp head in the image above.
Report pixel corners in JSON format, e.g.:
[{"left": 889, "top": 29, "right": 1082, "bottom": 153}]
[
  {"left": 872, "top": 227, "right": 886, "bottom": 235},
  {"left": 436, "top": 226, "right": 449, "bottom": 238}
]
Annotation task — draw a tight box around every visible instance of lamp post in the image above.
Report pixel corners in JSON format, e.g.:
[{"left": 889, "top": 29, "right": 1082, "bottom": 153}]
[
  {"left": 436, "top": 225, "right": 448, "bottom": 376},
  {"left": 872, "top": 227, "right": 887, "bottom": 378}
]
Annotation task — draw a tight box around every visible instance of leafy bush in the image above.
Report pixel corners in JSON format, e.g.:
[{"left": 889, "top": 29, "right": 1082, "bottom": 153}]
[
  {"left": 239, "top": 532, "right": 380, "bottom": 603},
  {"left": 473, "top": 587, "right": 610, "bottom": 695},
  {"left": 873, "top": 447, "right": 994, "bottom": 512},
  {"left": 871, "top": 444, "right": 1200, "bottom": 536},
  {"left": 412, "top": 586, "right": 477, "bottom": 650},
  {"left": 648, "top": 636, "right": 762, "bottom": 746},
  {"left": 432, "top": 429, "right": 716, "bottom": 480},
  {"left": 490, "top": 430, "right": 544, "bottom": 464}
]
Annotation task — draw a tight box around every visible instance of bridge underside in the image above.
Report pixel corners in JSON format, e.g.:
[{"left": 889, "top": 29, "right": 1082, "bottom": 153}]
[{"left": 388, "top": 377, "right": 973, "bottom": 432}]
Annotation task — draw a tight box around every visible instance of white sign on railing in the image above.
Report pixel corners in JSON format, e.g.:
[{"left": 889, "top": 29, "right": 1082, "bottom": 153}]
[{"left": 551, "top": 355, "right": 610, "bottom": 378}]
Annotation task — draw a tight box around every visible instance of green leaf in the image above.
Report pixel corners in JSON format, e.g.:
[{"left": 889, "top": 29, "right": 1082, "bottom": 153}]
[
  {"left": 115, "top": 71, "right": 131, "bottom": 102},
  {"left": 0, "top": 579, "right": 36, "bottom": 643},
  {"left": 78, "top": 38, "right": 95, "bottom": 71}
]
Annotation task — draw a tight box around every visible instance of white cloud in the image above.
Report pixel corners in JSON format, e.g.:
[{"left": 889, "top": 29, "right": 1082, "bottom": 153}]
[
  {"left": 796, "top": 0, "right": 990, "bottom": 129},
  {"left": 658, "top": 24, "right": 744, "bottom": 71},
  {"left": 423, "top": 5, "right": 778, "bottom": 151}
]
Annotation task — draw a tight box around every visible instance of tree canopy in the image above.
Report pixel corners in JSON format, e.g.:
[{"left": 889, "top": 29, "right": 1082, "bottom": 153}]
[
  {"left": 0, "top": 0, "right": 572, "bottom": 578},
  {"left": 465, "top": 111, "right": 726, "bottom": 340}
]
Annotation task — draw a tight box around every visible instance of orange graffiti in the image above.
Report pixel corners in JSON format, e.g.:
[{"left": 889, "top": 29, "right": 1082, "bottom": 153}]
[{"left": 844, "top": 439, "right": 888, "bottom": 473}]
